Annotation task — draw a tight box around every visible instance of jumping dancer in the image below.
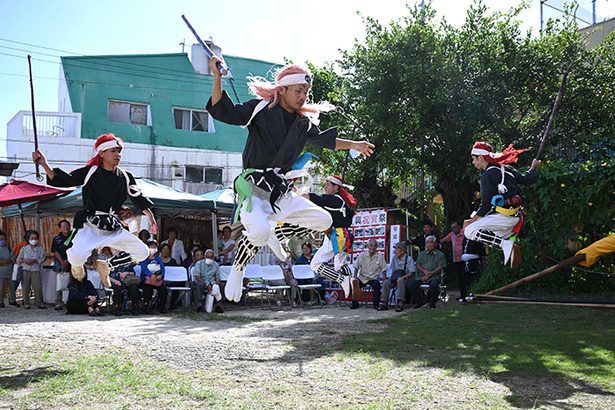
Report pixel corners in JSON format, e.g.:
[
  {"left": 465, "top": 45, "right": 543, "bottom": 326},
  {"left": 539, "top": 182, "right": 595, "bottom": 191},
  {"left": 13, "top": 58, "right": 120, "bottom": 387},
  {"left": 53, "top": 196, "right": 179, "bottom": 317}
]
[
  {"left": 464, "top": 141, "right": 540, "bottom": 267},
  {"left": 206, "top": 56, "right": 374, "bottom": 302},
  {"left": 306, "top": 175, "right": 358, "bottom": 298},
  {"left": 32, "top": 133, "right": 158, "bottom": 287}
]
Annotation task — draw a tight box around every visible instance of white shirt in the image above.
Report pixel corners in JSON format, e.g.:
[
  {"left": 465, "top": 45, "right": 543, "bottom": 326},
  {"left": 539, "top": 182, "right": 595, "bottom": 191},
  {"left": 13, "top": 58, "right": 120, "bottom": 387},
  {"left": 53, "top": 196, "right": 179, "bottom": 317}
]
[{"left": 162, "top": 239, "right": 187, "bottom": 264}]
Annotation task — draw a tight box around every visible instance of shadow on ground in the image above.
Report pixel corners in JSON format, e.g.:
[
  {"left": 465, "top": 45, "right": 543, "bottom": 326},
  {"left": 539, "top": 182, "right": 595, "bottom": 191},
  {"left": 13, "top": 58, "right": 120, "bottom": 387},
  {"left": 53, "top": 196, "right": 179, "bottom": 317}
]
[{"left": 0, "top": 366, "right": 68, "bottom": 390}]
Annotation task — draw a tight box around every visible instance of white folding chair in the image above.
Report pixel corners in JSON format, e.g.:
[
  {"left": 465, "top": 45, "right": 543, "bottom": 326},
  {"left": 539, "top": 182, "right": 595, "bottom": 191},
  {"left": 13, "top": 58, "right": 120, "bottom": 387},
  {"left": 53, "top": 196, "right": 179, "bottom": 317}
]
[
  {"left": 261, "top": 265, "right": 292, "bottom": 309},
  {"left": 219, "top": 265, "right": 232, "bottom": 282},
  {"left": 292, "top": 265, "right": 323, "bottom": 308},
  {"left": 164, "top": 266, "right": 192, "bottom": 311}
]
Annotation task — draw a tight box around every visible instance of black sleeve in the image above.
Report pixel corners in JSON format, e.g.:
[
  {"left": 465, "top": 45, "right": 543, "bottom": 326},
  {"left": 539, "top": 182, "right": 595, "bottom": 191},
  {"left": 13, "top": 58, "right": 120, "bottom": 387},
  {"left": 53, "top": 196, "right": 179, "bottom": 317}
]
[
  {"left": 306, "top": 124, "right": 337, "bottom": 150},
  {"left": 308, "top": 193, "right": 343, "bottom": 209},
  {"left": 509, "top": 166, "right": 538, "bottom": 186},
  {"left": 206, "top": 91, "right": 261, "bottom": 126},
  {"left": 476, "top": 169, "right": 499, "bottom": 217},
  {"left": 48, "top": 166, "right": 90, "bottom": 188},
  {"left": 126, "top": 171, "right": 154, "bottom": 211},
  {"left": 50, "top": 237, "right": 60, "bottom": 253},
  {"left": 85, "top": 280, "right": 97, "bottom": 297}
]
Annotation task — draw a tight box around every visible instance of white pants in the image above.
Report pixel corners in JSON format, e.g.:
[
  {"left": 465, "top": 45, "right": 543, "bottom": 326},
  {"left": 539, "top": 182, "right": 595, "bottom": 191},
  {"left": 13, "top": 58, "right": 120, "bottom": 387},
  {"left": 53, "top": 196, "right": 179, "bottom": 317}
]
[
  {"left": 240, "top": 190, "right": 332, "bottom": 248},
  {"left": 310, "top": 235, "right": 349, "bottom": 272},
  {"left": 464, "top": 213, "right": 519, "bottom": 242},
  {"left": 67, "top": 222, "right": 149, "bottom": 267}
]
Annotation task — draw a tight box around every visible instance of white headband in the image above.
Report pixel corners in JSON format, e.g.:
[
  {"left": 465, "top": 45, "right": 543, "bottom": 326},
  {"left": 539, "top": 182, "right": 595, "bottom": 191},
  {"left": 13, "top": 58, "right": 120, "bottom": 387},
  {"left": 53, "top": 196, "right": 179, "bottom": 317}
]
[
  {"left": 326, "top": 176, "right": 354, "bottom": 190},
  {"left": 276, "top": 73, "right": 312, "bottom": 87},
  {"left": 96, "top": 139, "right": 124, "bottom": 153},
  {"left": 471, "top": 148, "right": 491, "bottom": 156}
]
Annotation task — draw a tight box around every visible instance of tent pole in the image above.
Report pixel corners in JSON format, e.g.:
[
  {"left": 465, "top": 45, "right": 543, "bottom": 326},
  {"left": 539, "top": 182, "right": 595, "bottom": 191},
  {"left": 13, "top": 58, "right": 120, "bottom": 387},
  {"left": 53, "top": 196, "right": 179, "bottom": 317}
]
[{"left": 211, "top": 205, "right": 219, "bottom": 257}]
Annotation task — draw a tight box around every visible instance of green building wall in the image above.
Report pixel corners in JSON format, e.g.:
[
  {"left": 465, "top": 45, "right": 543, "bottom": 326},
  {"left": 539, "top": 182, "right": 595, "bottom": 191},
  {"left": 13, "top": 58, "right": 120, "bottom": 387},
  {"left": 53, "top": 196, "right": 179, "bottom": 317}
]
[{"left": 61, "top": 53, "right": 279, "bottom": 152}]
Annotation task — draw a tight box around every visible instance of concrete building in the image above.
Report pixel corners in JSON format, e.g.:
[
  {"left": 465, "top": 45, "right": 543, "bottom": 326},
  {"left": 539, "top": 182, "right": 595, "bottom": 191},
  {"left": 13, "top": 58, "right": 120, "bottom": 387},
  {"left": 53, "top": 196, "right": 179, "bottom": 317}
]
[
  {"left": 579, "top": 16, "right": 615, "bottom": 48},
  {"left": 5, "top": 44, "right": 279, "bottom": 193}
]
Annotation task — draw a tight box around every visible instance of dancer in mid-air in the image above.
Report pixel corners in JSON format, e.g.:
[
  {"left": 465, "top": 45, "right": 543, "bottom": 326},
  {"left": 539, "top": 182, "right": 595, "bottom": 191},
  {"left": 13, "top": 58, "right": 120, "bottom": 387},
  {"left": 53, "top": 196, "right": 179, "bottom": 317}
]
[
  {"left": 206, "top": 55, "right": 374, "bottom": 302},
  {"left": 33, "top": 133, "right": 157, "bottom": 286}
]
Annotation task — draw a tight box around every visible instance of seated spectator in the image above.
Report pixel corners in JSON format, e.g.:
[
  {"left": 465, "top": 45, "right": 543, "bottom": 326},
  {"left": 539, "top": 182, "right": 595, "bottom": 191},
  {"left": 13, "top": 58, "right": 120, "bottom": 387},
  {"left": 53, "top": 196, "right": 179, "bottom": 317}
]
[
  {"left": 140, "top": 241, "right": 168, "bottom": 314},
  {"left": 161, "top": 227, "right": 187, "bottom": 265},
  {"left": 189, "top": 235, "right": 204, "bottom": 253},
  {"left": 98, "top": 246, "right": 114, "bottom": 261},
  {"left": 0, "top": 231, "right": 13, "bottom": 308},
  {"left": 16, "top": 230, "right": 46, "bottom": 310},
  {"left": 66, "top": 272, "right": 102, "bottom": 316},
  {"left": 218, "top": 226, "right": 235, "bottom": 265},
  {"left": 109, "top": 263, "right": 143, "bottom": 316},
  {"left": 215, "top": 230, "right": 224, "bottom": 257},
  {"left": 268, "top": 254, "right": 299, "bottom": 307},
  {"left": 409, "top": 236, "right": 447, "bottom": 309},
  {"left": 352, "top": 239, "right": 387, "bottom": 310},
  {"left": 138, "top": 229, "right": 151, "bottom": 244},
  {"left": 184, "top": 246, "right": 204, "bottom": 270},
  {"left": 295, "top": 242, "right": 314, "bottom": 265},
  {"left": 378, "top": 241, "right": 416, "bottom": 312},
  {"left": 159, "top": 243, "right": 178, "bottom": 266},
  {"left": 10, "top": 231, "right": 32, "bottom": 307},
  {"left": 193, "top": 249, "right": 223, "bottom": 313}
]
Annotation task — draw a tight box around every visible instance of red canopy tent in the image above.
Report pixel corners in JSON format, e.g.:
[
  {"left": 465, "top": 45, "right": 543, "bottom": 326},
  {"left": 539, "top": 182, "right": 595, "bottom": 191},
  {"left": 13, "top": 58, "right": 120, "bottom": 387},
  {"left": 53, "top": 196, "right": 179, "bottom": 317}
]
[{"left": 0, "top": 179, "right": 72, "bottom": 232}]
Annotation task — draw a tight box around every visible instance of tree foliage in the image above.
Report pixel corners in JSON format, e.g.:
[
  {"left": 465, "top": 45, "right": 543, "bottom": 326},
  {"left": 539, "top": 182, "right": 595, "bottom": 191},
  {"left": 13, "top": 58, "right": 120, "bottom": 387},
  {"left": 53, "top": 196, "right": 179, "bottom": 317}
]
[{"left": 306, "top": 0, "right": 614, "bottom": 291}]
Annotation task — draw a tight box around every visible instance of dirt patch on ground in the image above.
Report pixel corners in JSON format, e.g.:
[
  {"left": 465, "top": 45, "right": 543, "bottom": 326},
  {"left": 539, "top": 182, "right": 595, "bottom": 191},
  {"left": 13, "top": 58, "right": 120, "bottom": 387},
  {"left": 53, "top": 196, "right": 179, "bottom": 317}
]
[{"left": 1, "top": 305, "right": 613, "bottom": 409}]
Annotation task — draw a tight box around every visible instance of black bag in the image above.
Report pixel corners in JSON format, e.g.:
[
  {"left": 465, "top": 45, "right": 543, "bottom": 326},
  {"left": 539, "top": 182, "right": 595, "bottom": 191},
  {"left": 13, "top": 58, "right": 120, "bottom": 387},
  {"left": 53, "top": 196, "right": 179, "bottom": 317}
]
[{"left": 390, "top": 256, "right": 409, "bottom": 286}]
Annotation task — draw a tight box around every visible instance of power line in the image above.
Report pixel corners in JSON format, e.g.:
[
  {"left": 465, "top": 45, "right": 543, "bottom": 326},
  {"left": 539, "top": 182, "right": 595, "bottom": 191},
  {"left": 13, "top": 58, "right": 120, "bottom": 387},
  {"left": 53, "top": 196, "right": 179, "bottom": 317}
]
[{"left": 0, "top": 54, "right": 247, "bottom": 96}]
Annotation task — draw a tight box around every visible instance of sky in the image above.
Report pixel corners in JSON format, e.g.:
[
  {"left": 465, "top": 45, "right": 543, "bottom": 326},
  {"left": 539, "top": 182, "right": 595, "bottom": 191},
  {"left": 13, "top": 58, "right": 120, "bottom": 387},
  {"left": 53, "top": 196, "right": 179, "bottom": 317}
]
[{"left": 1, "top": 0, "right": 614, "bottom": 148}]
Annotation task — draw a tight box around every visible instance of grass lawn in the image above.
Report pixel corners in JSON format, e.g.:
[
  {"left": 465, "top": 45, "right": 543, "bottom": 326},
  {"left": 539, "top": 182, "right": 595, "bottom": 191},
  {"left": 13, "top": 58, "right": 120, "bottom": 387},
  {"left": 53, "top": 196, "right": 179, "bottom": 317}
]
[{"left": 1, "top": 303, "right": 614, "bottom": 409}]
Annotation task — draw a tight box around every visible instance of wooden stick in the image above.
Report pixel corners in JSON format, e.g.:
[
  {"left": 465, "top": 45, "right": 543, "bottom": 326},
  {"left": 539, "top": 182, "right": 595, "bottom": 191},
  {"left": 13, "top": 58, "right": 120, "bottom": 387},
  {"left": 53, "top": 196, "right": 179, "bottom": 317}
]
[
  {"left": 485, "top": 253, "right": 586, "bottom": 295},
  {"left": 475, "top": 299, "right": 615, "bottom": 309},
  {"left": 27, "top": 55, "right": 42, "bottom": 181},
  {"left": 535, "top": 66, "right": 571, "bottom": 161}
]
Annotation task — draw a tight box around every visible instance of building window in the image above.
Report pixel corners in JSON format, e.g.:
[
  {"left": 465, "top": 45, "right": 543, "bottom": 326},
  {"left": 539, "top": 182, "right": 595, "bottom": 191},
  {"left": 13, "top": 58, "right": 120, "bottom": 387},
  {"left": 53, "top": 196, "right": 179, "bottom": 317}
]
[
  {"left": 173, "top": 108, "right": 210, "bottom": 132},
  {"left": 108, "top": 100, "right": 149, "bottom": 125},
  {"left": 185, "top": 165, "right": 203, "bottom": 182},
  {"left": 204, "top": 168, "right": 223, "bottom": 184}
]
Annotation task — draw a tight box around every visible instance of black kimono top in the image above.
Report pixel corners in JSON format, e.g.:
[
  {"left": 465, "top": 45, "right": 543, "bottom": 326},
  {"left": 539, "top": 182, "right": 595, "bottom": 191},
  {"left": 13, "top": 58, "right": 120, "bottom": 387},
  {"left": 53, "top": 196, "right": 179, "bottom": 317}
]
[
  {"left": 308, "top": 193, "right": 354, "bottom": 228},
  {"left": 206, "top": 91, "right": 337, "bottom": 172},
  {"left": 48, "top": 166, "right": 153, "bottom": 215},
  {"left": 476, "top": 165, "right": 538, "bottom": 217}
]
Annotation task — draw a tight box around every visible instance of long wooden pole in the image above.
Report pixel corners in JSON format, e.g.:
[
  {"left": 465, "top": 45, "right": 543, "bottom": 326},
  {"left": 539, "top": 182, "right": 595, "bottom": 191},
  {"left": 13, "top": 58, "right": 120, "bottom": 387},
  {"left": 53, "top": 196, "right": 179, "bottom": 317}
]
[
  {"left": 485, "top": 253, "right": 585, "bottom": 295},
  {"left": 27, "top": 55, "right": 43, "bottom": 181}
]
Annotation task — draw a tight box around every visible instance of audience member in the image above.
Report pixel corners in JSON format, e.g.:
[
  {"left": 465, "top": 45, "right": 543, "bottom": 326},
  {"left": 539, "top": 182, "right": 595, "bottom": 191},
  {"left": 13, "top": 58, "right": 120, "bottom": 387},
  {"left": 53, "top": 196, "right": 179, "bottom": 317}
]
[
  {"left": 159, "top": 243, "right": 178, "bottom": 266},
  {"left": 412, "top": 222, "right": 440, "bottom": 252},
  {"left": 351, "top": 239, "right": 387, "bottom": 310},
  {"left": 10, "top": 231, "right": 31, "bottom": 307},
  {"left": 184, "top": 246, "right": 204, "bottom": 270},
  {"left": 189, "top": 235, "right": 204, "bottom": 253},
  {"left": 138, "top": 229, "right": 151, "bottom": 244},
  {"left": 0, "top": 231, "right": 13, "bottom": 308},
  {"left": 140, "top": 240, "right": 168, "bottom": 314},
  {"left": 295, "top": 242, "right": 314, "bottom": 265},
  {"left": 218, "top": 226, "right": 235, "bottom": 265},
  {"left": 460, "top": 238, "right": 486, "bottom": 301},
  {"left": 441, "top": 221, "right": 466, "bottom": 300},
  {"left": 409, "top": 236, "right": 447, "bottom": 309},
  {"left": 380, "top": 241, "right": 417, "bottom": 312},
  {"left": 109, "top": 263, "right": 142, "bottom": 316},
  {"left": 193, "top": 249, "right": 223, "bottom": 313},
  {"left": 66, "top": 271, "right": 102, "bottom": 316},
  {"left": 215, "top": 230, "right": 224, "bottom": 256},
  {"left": 288, "top": 234, "right": 312, "bottom": 263},
  {"left": 16, "top": 230, "right": 46, "bottom": 310},
  {"left": 268, "top": 253, "right": 299, "bottom": 307},
  {"left": 161, "top": 227, "right": 187, "bottom": 265},
  {"left": 51, "top": 219, "right": 71, "bottom": 310}
]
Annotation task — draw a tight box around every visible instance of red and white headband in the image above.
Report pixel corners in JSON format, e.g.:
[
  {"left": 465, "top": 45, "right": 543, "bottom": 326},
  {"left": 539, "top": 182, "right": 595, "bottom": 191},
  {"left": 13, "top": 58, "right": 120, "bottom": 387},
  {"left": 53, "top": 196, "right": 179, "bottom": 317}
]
[
  {"left": 276, "top": 73, "right": 312, "bottom": 87},
  {"left": 471, "top": 148, "right": 491, "bottom": 156},
  {"left": 96, "top": 139, "right": 124, "bottom": 153},
  {"left": 326, "top": 175, "right": 354, "bottom": 190}
]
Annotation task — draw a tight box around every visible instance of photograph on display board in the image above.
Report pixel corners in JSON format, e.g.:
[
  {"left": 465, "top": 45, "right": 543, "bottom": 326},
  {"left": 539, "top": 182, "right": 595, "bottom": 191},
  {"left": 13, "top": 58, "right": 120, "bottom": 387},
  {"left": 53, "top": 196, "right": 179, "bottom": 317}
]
[
  {"left": 364, "top": 227, "right": 374, "bottom": 237},
  {"left": 352, "top": 253, "right": 359, "bottom": 263},
  {"left": 375, "top": 226, "right": 386, "bottom": 236},
  {"left": 352, "top": 240, "right": 364, "bottom": 253},
  {"left": 354, "top": 228, "right": 364, "bottom": 238},
  {"left": 376, "top": 238, "right": 386, "bottom": 250},
  {"left": 353, "top": 214, "right": 362, "bottom": 226}
]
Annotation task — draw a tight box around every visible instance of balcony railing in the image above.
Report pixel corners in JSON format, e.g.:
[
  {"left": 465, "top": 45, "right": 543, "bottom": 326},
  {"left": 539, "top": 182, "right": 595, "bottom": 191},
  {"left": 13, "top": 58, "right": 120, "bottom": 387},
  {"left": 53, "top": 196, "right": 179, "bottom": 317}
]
[{"left": 7, "top": 111, "right": 81, "bottom": 140}]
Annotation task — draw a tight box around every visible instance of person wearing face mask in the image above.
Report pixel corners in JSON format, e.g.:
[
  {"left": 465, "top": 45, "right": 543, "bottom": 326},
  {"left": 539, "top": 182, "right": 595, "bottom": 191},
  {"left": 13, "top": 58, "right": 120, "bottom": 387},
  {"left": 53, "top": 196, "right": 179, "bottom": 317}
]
[
  {"left": 139, "top": 240, "right": 168, "bottom": 314},
  {"left": 16, "top": 230, "right": 47, "bottom": 309},
  {"left": 0, "top": 232, "right": 13, "bottom": 308},
  {"left": 193, "top": 249, "right": 222, "bottom": 313}
]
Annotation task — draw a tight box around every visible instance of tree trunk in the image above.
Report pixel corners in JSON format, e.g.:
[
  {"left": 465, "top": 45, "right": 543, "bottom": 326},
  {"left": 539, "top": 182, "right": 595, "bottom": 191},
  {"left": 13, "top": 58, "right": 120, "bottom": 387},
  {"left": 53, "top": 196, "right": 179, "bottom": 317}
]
[{"left": 435, "top": 175, "right": 478, "bottom": 226}]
